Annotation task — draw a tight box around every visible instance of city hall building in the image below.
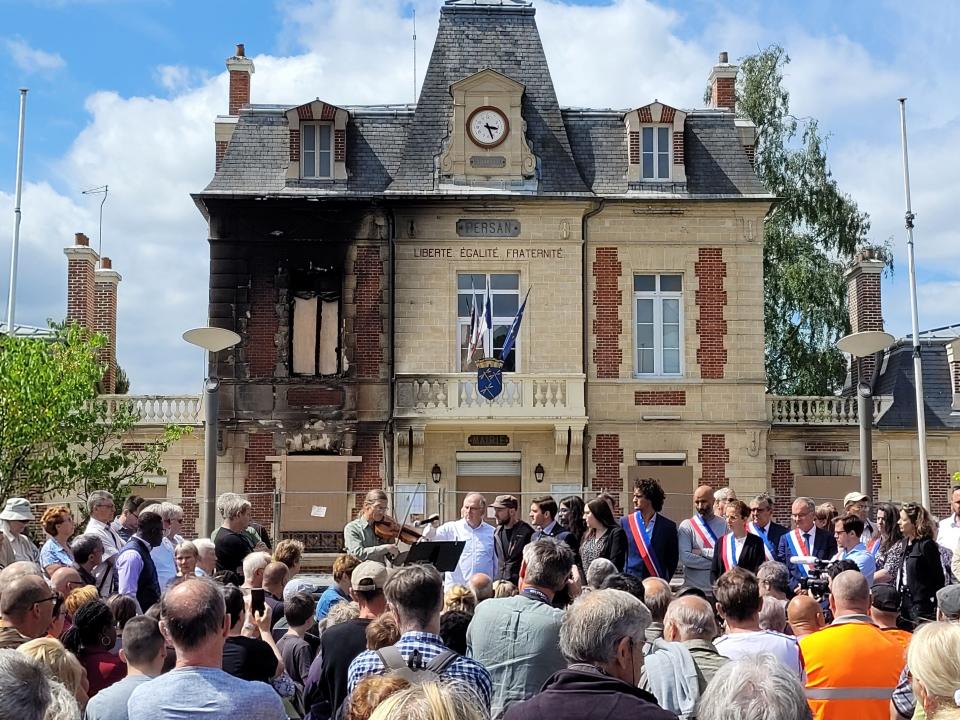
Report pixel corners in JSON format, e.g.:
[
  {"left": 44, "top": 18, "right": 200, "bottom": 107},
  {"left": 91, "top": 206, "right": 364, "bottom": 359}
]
[{"left": 143, "top": 0, "right": 956, "bottom": 551}]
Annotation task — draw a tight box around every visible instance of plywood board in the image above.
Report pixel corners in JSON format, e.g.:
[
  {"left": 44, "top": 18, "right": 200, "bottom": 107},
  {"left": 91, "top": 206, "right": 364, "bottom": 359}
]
[
  {"left": 292, "top": 296, "right": 318, "bottom": 375},
  {"left": 628, "top": 465, "right": 695, "bottom": 523}
]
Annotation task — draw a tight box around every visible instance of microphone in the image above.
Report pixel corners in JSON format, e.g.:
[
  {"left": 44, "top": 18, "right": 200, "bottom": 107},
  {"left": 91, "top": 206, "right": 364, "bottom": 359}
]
[
  {"left": 414, "top": 514, "right": 440, "bottom": 528},
  {"left": 789, "top": 555, "right": 819, "bottom": 565}
]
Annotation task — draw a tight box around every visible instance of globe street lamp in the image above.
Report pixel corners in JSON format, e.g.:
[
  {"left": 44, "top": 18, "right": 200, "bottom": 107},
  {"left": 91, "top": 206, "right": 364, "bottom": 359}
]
[
  {"left": 836, "top": 330, "right": 895, "bottom": 500},
  {"left": 183, "top": 326, "right": 241, "bottom": 536}
]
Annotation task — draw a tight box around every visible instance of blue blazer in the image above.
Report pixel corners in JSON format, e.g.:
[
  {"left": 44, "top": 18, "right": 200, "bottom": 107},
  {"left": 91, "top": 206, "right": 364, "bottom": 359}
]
[
  {"left": 620, "top": 511, "right": 679, "bottom": 580},
  {"left": 776, "top": 527, "right": 837, "bottom": 590}
]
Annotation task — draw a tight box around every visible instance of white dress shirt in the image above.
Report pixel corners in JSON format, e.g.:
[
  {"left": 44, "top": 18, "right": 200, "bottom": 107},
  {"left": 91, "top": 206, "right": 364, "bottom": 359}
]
[
  {"left": 85, "top": 516, "right": 125, "bottom": 596},
  {"left": 432, "top": 519, "right": 498, "bottom": 590},
  {"left": 938, "top": 514, "right": 960, "bottom": 551}
]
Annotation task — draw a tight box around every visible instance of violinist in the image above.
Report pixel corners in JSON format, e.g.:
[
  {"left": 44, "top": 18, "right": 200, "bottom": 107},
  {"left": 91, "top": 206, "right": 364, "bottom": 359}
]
[{"left": 343, "top": 490, "right": 401, "bottom": 564}]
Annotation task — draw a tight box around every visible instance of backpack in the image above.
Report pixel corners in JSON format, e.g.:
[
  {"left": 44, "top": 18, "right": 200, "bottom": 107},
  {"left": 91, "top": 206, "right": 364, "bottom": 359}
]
[{"left": 376, "top": 646, "right": 459, "bottom": 684}]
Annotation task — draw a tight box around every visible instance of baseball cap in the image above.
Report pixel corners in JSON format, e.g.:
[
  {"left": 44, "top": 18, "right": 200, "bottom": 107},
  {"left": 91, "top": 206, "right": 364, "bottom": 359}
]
[
  {"left": 843, "top": 492, "right": 869, "bottom": 507},
  {"left": 351, "top": 561, "right": 389, "bottom": 591},
  {"left": 937, "top": 585, "right": 960, "bottom": 619},
  {"left": 491, "top": 495, "right": 518, "bottom": 510},
  {"left": 871, "top": 584, "right": 901, "bottom": 613},
  {"left": 0, "top": 498, "right": 33, "bottom": 522}
]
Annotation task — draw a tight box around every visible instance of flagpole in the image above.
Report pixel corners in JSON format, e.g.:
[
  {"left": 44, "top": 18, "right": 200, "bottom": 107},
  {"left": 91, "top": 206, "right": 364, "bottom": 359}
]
[
  {"left": 5, "top": 89, "right": 27, "bottom": 336},
  {"left": 899, "top": 97, "right": 929, "bottom": 509}
]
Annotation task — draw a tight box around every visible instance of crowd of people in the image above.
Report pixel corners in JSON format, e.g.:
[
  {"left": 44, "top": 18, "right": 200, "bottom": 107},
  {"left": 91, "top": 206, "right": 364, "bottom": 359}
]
[{"left": 2, "top": 481, "right": 960, "bottom": 720}]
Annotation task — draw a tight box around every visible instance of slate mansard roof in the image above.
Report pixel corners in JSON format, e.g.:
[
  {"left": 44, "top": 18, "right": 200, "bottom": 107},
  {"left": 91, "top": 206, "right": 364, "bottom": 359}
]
[{"left": 199, "top": 1, "right": 770, "bottom": 200}]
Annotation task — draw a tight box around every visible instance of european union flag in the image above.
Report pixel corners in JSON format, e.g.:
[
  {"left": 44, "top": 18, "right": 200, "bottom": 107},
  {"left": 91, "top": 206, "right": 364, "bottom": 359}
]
[{"left": 500, "top": 287, "right": 530, "bottom": 362}]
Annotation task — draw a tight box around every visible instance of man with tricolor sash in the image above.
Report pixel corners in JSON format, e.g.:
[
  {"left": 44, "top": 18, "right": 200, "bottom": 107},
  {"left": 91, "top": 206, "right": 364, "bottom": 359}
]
[
  {"left": 620, "top": 477, "right": 678, "bottom": 581},
  {"left": 747, "top": 493, "right": 788, "bottom": 563},
  {"left": 776, "top": 497, "right": 837, "bottom": 592},
  {"left": 677, "top": 485, "right": 727, "bottom": 594}
]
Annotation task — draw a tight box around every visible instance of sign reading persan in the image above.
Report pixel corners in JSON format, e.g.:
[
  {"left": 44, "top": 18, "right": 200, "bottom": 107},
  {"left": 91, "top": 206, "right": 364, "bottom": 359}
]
[{"left": 457, "top": 219, "right": 521, "bottom": 238}]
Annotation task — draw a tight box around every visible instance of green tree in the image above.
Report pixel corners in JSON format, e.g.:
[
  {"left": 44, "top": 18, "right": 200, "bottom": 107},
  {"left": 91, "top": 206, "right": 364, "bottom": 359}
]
[
  {"left": 0, "top": 324, "right": 190, "bottom": 511},
  {"left": 734, "top": 45, "right": 890, "bottom": 394}
]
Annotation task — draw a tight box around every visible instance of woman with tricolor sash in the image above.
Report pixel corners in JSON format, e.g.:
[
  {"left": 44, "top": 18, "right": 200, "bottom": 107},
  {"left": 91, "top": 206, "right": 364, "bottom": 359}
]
[{"left": 712, "top": 500, "right": 766, "bottom": 583}]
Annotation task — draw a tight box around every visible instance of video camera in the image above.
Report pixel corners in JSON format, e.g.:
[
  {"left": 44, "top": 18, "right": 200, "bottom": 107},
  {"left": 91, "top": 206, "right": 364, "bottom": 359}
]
[{"left": 789, "top": 556, "right": 832, "bottom": 598}]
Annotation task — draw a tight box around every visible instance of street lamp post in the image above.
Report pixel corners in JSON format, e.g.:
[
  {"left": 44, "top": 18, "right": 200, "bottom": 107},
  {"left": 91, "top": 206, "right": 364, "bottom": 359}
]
[
  {"left": 837, "top": 330, "right": 895, "bottom": 500},
  {"left": 183, "top": 326, "right": 241, "bottom": 536}
]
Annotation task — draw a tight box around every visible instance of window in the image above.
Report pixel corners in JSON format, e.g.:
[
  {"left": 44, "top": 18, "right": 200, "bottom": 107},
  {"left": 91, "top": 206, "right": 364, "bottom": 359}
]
[
  {"left": 457, "top": 273, "right": 520, "bottom": 372},
  {"left": 634, "top": 273, "right": 683, "bottom": 376},
  {"left": 301, "top": 122, "right": 333, "bottom": 178},
  {"left": 291, "top": 268, "right": 341, "bottom": 375},
  {"left": 641, "top": 126, "right": 671, "bottom": 180}
]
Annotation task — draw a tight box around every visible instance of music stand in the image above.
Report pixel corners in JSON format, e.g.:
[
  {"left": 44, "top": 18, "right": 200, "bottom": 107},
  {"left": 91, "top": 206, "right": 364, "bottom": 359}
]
[{"left": 401, "top": 541, "right": 466, "bottom": 573}]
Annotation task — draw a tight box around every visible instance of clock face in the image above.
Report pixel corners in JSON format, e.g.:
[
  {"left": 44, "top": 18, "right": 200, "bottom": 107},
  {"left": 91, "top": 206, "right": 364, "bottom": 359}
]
[{"left": 468, "top": 107, "right": 509, "bottom": 148}]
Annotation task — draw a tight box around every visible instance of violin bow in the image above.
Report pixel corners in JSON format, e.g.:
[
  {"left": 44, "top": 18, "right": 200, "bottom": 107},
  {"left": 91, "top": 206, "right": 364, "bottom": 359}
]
[{"left": 394, "top": 480, "right": 424, "bottom": 546}]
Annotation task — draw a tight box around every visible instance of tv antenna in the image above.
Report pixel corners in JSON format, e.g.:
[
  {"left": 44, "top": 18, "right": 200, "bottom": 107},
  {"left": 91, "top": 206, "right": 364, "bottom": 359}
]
[{"left": 81, "top": 184, "right": 108, "bottom": 258}]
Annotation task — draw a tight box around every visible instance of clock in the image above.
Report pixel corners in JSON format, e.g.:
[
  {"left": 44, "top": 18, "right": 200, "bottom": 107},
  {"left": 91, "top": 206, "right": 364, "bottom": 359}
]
[{"left": 467, "top": 106, "right": 509, "bottom": 148}]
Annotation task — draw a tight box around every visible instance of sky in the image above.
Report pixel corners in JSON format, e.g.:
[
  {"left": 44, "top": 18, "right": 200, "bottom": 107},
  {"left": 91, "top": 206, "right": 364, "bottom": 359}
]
[{"left": 0, "top": 0, "right": 957, "bottom": 394}]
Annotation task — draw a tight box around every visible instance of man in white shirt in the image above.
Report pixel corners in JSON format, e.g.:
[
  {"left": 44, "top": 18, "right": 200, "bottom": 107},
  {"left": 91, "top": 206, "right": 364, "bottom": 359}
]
[
  {"left": 84, "top": 490, "right": 126, "bottom": 596},
  {"left": 937, "top": 485, "right": 960, "bottom": 551},
  {"left": 141, "top": 502, "right": 184, "bottom": 589},
  {"left": 432, "top": 493, "right": 497, "bottom": 590},
  {"left": 713, "top": 567, "right": 804, "bottom": 679}
]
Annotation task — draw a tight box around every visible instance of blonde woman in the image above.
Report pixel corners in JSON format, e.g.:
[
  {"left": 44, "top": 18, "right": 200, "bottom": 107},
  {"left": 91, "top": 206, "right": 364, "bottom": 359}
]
[
  {"left": 443, "top": 585, "right": 476, "bottom": 615},
  {"left": 907, "top": 621, "right": 960, "bottom": 719},
  {"left": 492, "top": 580, "right": 517, "bottom": 598},
  {"left": 18, "top": 637, "right": 89, "bottom": 708},
  {"left": 368, "top": 681, "right": 488, "bottom": 720}
]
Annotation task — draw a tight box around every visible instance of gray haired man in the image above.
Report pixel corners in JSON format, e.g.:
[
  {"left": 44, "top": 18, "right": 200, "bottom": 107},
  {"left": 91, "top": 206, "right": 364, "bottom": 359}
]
[
  {"left": 502, "top": 589, "right": 675, "bottom": 720},
  {"left": 0, "top": 650, "right": 51, "bottom": 720},
  {"left": 84, "top": 490, "right": 125, "bottom": 595},
  {"left": 698, "top": 654, "right": 812, "bottom": 720},
  {"left": 467, "top": 538, "right": 574, "bottom": 717}
]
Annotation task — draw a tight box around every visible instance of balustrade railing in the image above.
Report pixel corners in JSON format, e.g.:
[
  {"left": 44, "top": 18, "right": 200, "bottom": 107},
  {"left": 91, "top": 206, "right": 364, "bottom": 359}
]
[
  {"left": 768, "top": 395, "right": 893, "bottom": 425},
  {"left": 395, "top": 374, "right": 585, "bottom": 418},
  {"left": 100, "top": 395, "right": 203, "bottom": 425}
]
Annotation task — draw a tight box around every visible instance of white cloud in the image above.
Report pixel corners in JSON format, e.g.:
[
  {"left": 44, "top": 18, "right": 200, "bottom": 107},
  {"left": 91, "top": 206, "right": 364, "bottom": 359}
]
[
  {"left": 0, "top": 0, "right": 956, "bottom": 392},
  {"left": 5, "top": 37, "right": 66, "bottom": 73}
]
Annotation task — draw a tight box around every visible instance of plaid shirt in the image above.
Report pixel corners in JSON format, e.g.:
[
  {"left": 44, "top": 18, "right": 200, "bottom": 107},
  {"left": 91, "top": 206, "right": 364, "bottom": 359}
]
[
  {"left": 347, "top": 631, "right": 492, "bottom": 708},
  {"left": 891, "top": 665, "right": 915, "bottom": 718}
]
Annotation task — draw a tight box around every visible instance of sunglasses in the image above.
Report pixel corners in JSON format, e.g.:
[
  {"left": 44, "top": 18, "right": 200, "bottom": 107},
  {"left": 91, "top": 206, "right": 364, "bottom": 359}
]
[{"left": 36, "top": 592, "right": 64, "bottom": 617}]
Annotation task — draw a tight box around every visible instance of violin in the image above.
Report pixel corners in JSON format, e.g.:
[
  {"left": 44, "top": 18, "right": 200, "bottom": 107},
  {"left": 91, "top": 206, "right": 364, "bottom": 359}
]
[{"left": 373, "top": 514, "right": 423, "bottom": 544}]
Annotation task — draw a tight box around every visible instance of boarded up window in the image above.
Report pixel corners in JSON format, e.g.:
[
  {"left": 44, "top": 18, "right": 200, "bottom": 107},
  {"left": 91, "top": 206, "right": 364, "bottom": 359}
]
[{"left": 291, "top": 268, "right": 341, "bottom": 376}]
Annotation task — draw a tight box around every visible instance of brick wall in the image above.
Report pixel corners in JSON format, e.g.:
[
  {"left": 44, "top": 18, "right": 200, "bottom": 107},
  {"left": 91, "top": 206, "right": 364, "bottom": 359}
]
[
  {"left": 771, "top": 459, "right": 794, "bottom": 525},
  {"left": 93, "top": 266, "right": 119, "bottom": 394},
  {"left": 352, "top": 435, "right": 383, "bottom": 515},
  {"left": 335, "top": 129, "right": 346, "bottom": 163},
  {"left": 244, "top": 433, "right": 275, "bottom": 529},
  {"left": 673, "top": 131, "right": 685, "bottom": 165},
  {"left": 179, "top": 459, "right": 199, "bottom": 537},
  {"left": 288, "top": 129, "right": 300, "bottom": 162},
  {"left": 248, "top": 271, "right": 278, "bottom": 378},
  {"left": 66, "top": 236, "right": 96, "bottom": 331},
  {"left": 698, "top": 434, "right": 728, "bottom": 488},
  {"left": 846, "top": 259, "right": 883, "bottom": 384},
  {"left": 228, "top": 70, "right": 250, "bottom": 115},
  {"left": 353, "top": 246, "right": 383, "bottom": 379},
  {"left": 629, "top": 131, "right": 639, "bottom": 165},
  {"left": 287, "top": 387, "right": 344, "bottom": 406},
  {"left": 695, "top": 248, "right": 727, "bottom": 379},
  {"left": 712, "top": 76, "right": 735, "bottom": 111},
  {"left": 592, "top": 248, "right": 622, "bottom": 379},
  {"left": 216, "top": 140, "right": 228, "bottom": 170},
  {"left": 804, "top": 441, "right": 850, "bottom": 453},
  {"left": 634, "top": 390, "right": 686, "bottom": 406},
  {"left": 592, "top": 434, "right": 623, "bottom": 513},
  {"left": 744, "top": 144, "right": 755, "bottom": 165},
  {"left": 639, "top": 107, "right": 652, "bottom": 123},
  {"left": 930, "top": 460, "right": 952, "bottom": 519}
]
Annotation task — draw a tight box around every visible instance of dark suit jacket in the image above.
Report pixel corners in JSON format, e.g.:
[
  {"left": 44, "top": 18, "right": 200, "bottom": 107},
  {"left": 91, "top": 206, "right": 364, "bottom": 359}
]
[
  {"left": 899, "top": 537, "right": 945, "bottom": 621},
  {"left": 765, "top": 522, "right": 789, "bottom": 552},
  {"left": 533, "top": 522, "right": 580, "bottom": 556},
  {"left": 585, "top": 526, "right": 628, "bottom": 572},
  {"left": 494, "top": 521, "right": 534, "bottom": 585},
  {"left": 776, "top": 527, "right": 837, "bottom": 590},
  {"left": 620, "top": 512, "right": 679, "bottom": 580},
  {"left": 711, "top": 532, "right": 767, "bottom": 584}
]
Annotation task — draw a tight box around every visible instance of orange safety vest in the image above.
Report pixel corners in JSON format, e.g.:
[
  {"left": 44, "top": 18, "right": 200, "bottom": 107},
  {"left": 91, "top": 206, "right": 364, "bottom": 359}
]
[{"left": 800, "top": 619, "right": 904, "bottom": 720}]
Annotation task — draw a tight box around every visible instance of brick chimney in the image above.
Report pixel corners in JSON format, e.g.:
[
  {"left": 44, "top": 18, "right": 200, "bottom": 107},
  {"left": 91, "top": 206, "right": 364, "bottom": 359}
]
[
  {"left": 64, "top": 232, "right": 98, "bottom": 331},
  {"left": 94, "top": 257, "right": 122, "bottom": 393},
  {"left": 845, "top": 248, "right": 885, "bottom": 384},
  {"left": 708, "top": 51, "right": 738, "bottom": 111},
  {"left": 226, "top": 43, "right": 255, "bottom": 116}
]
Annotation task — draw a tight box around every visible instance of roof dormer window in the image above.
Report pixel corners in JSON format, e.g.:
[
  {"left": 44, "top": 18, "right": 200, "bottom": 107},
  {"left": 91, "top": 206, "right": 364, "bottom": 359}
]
[
  {"left": 302, "top": 122, "right": 333, "bottom": 179},
  {"left": 642, "top": 125, "right": 671, "bottom": 180}
]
